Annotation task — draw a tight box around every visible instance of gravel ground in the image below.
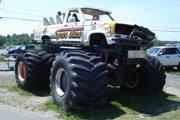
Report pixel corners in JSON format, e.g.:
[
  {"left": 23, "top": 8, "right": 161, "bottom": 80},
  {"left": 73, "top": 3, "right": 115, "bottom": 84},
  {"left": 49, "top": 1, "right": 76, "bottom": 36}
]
[
  {"left": 0, "top": 61, "right": 15, "bottom": 71},
  {"left": 0, "top": 61, "right": 59, "bottom": 119},
  {"left": 0, "top": 104, "right": 59, "bottom": 120},
  {"left": 0, "top": 60, "right": 179, "bottom": 96},
  {"left": 0, "top": 61, "right": 180, "bottom": 119},
  {"left": 164, "top": 73, "right": 180, "bottom": 97}
]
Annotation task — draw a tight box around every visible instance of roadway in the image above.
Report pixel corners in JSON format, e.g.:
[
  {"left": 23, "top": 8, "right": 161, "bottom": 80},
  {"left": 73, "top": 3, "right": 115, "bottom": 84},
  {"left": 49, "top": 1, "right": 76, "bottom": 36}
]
[{"left": 0, "top": 49, "right": 7, "bottom": 55}]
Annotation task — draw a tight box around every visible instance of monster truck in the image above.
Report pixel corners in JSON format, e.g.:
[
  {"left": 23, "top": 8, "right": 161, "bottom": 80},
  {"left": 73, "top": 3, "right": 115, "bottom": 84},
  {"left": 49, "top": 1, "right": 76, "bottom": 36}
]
[{"left": 14, "top": 6, "right": 166, "bottom": 110}]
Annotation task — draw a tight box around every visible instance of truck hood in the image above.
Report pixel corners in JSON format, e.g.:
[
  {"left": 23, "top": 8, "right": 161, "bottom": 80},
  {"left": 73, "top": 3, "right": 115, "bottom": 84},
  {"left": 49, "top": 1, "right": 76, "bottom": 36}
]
[{"left": 115, "top": 21, "right": 135, "bottom": 26}]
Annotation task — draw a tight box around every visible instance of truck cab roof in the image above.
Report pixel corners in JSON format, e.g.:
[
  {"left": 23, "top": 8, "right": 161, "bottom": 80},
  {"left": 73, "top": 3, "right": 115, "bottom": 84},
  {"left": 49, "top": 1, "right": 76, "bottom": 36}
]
[{"left": 68, "top": 6, "right": 112, "bottom": 15}]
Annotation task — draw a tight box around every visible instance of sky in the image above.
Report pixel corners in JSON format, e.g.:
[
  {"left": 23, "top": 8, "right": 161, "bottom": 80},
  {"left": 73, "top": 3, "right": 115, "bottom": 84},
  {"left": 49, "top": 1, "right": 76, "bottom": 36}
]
[{"left": 0, "top": 0, "right": 180, "bottom": 41}]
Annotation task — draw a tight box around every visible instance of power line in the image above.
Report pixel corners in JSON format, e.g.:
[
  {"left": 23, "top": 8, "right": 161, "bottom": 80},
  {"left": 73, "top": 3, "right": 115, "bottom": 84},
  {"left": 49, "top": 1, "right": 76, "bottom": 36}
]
[
  {"left": 81, "top": 0, "right": 180, "bottom": 13},
  {"left": 0, "top": 0, "right": 5, "bottom": 9},
  {"left": 116, "top": 0, "right": 180, "bottom": 7},
  {"left": 115, "top": 16, "right": 180, "bottom": 23},
  {"left": 152, "top": 29, "right": 180, "bottom": 33},
  {"left": 1, "top": 1, "right": 179, "bottom": 23},
  {"left": 0, "top": 10, "right": 44, "bottom": 17},
  {"left": 2, "top": 0, "right": 179, "bottom": 17},
  {"left": 149, "top": 27, "right": 180, "bottom": 29},
  {"left": 0, "top": 17, "right": 42, "bottom": 22}
]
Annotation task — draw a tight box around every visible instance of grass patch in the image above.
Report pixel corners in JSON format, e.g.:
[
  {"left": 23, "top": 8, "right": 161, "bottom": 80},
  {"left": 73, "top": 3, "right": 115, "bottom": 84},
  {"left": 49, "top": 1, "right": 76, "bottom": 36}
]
[
  {"left": 7, "top": 84, "right": 50, "bottom": 96},
  {"left": 1, "top": 77, "right": 179, "bottom": 119},
  {"left": 0, "top": 46, "right": 6, "bottom": 49},
  {"left": 166, "top": 68, "right": 180, "bottom": 76},
  {"left": 0, "top": 79, "right": 16, "bottom": 88},
  {"left": 8, "top": 85, "right": 34, "bottom": 96},
  {"left": 35, "top": 44, "right": 41, "bottom": 49},
  {"left": 38, "top": 87, "right": 180, "bottom": 120},
  {"left": 38, "top": 99, "right": 59, "bottom": 112},
  {"left": 167, "top": 71, "right": 180, "bottom": 76}
]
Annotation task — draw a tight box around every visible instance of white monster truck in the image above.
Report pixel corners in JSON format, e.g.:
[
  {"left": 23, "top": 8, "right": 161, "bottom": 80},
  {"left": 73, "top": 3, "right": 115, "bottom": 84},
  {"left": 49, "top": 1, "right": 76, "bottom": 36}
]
[{"left": 15, "top": 6, "right": 166, "bottom": 110}]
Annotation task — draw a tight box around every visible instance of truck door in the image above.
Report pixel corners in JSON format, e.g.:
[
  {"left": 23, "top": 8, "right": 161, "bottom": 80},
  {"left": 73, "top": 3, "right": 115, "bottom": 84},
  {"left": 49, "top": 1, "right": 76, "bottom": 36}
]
[
  {"left": 156, "top": 48, "right": 171, "bottom": 66},
  {"left": 64, "top": 11, "right": 84, "bottom": 42},
  {"left": 169, "top": 48, "right": 180, "bottom": 66}
]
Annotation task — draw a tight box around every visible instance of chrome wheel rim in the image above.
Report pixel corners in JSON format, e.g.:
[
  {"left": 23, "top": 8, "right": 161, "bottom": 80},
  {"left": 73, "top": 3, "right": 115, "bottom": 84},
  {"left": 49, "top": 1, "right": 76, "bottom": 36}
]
[
  {"left": 18, "top": 61, "right": 26, "bottom": 81},
  {"left": 55, "top": 68, "right": 67, "bottom": 96}
]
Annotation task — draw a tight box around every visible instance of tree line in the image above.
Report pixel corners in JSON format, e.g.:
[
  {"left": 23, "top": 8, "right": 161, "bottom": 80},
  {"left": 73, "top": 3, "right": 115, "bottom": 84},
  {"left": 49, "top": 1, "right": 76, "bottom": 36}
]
[
  {"left": 0, "top": 34, "right": 179, "bottom": 47},
  {"left": 0, "top": 33, "right": 33, "bottom": 46},
  {"left": 153, "top": 37, "right": 180, "bottom": 46}
]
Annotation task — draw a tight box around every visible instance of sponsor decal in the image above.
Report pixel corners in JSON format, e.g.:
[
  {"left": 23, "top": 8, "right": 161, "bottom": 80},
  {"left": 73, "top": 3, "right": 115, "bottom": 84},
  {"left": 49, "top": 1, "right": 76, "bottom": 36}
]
[
  {"left": 69, "top": 31, "right": 82, "bottom": 38},
  {"left": 57, "top": 32, "right": 68, "bottom": 38},
  {"left": 100, "top": 22, "right": 115, "bottom": 36},
  {"left": 55, "top": 27, "right": 84, "bottom": 38},
  {"left": 90, "top": 22, "right": 96, "bottom": 30}
]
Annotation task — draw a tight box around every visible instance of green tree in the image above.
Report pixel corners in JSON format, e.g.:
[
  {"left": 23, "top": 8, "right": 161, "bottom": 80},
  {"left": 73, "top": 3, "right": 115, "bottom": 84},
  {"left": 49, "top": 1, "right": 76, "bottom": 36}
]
[
  {"left": 0, "top": 33, "right": 33, "bottom": 47},
  {"left": 0, "top": 35, "right": 5, "bottom": 46}
]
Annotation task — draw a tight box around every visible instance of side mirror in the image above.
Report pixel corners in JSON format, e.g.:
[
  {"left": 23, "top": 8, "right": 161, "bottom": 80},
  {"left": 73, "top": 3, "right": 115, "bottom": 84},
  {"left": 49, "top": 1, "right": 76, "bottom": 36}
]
[
  {"left": 158, "top": 52, "right": 162, "bottom": 56},
  {"left": 21, "top": 46, "right": 25, "bottom": 50},
  {"left": 57, "top": 11, "right": 62, "bottom": 16}
]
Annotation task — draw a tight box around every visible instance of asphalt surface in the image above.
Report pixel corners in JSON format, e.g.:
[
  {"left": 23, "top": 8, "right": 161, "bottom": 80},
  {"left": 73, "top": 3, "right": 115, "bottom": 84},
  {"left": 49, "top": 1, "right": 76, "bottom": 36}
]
[
  {"left": 0, "top": 104, "right": 59, "bottom": 120},
  {"left": 0, "top": 49, "right": 7, "bottom": 55}
]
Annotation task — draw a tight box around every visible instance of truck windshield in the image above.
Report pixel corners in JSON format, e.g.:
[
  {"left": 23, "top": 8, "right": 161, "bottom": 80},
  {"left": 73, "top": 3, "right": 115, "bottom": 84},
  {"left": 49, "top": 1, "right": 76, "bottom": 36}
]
[
  {"left": 83, "top": 14, "right": 113, "bottom": 21},
  {"left": 81, "top": 8, "right": 114, "bottom": 21},
  {"left": 147, "top": 47, "right": 160, "bottom": 55}
]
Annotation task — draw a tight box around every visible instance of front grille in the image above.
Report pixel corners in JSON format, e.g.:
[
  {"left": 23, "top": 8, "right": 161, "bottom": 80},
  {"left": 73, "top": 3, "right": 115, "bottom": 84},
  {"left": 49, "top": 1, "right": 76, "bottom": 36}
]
[{"left": 115, "top": 24, "right": 134, "bottom": 35}]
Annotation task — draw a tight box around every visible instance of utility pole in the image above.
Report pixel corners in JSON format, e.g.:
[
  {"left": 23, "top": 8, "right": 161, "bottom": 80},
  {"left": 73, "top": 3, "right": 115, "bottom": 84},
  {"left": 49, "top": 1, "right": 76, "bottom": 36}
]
[
  {"left": 0, "top": 0, "right": 3, "bottom": 9},
  {"left": 0, "top": 0, "right": 5, "bottom": 9}
]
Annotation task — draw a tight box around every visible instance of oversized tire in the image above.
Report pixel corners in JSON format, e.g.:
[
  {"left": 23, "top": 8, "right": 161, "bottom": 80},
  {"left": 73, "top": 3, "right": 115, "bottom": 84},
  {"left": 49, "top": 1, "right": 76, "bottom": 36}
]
[
  {"left": 178, "top": 62, "right": 180, "bottom": 71},
  {"left": 50, "top": 50, "right": 109, "bottom": 110},
  {"left": 121, "top": 55, "right": 166, "bottom": 95},
  {"left": 39, "top": 50, "right": 53, "bottom": 88},
  {"left": 15, "top": 49, "right": 51, "bottom": 91}
]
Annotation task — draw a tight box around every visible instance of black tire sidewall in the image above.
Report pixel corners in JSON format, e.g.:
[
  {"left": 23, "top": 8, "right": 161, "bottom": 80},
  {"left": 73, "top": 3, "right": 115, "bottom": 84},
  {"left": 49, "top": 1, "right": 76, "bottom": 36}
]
[
  {"left": 15, "top": 54, "right": 28, "bottom": 89},
  {"left": 138, "top": 56, "right": 166, "bottom": 94},
  {"left": 50, "top": 56, "right": 72, "bottom": 107},
  {"left": 120, "top": 55, "right": 166, "bottom": 94},
  {"left": 178, "top": 62, "right": 180, "bottom": 71},
  {"left": 50, "top": 51, "right": 108, "bottom": 110},
  {"left": 15, "top": 50, "right": 48, "bottom": 91}
]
